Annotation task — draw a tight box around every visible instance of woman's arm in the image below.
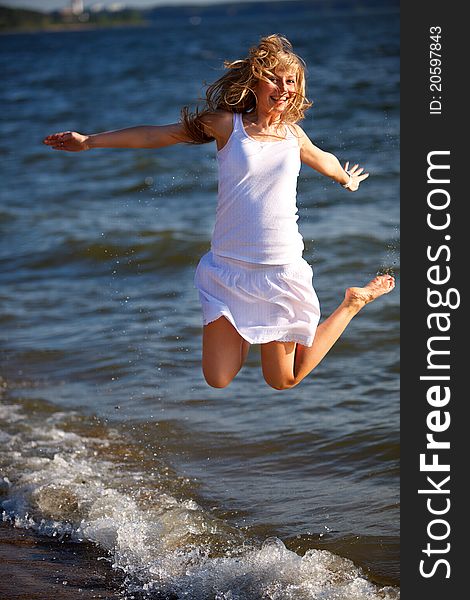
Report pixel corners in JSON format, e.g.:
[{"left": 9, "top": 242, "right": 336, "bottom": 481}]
[
  {"left": 294, "top": 125, "right": 369, "bottom": 191},
  {"left": 43, "top": 123, "right": 192, "bottom": 152}
]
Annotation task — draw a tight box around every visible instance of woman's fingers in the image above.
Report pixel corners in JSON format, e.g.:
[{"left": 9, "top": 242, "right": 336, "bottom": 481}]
[
  {"left": 43, "top": 131, "right": 86, "bottom": 151},
  {"left": 44, "top": 133, "right": 68, "bottom": 149},
  {"left": 344, "top": 161, "right": 368, "bottom": 177},
  {"left": 43, "top": 131, "right": 71, "bottom": 143}
]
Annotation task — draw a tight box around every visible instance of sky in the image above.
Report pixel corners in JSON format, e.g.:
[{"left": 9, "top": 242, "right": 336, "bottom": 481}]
[{"left": 1, "top": 0, "right": 266, "bottom": 10}]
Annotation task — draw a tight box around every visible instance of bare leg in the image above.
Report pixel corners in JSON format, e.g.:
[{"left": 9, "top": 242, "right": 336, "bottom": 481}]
[
  {"left": 261, "top": 274, "right": 395, "bottom": 390},
  {"left": 202, "top": 317, "right": 250, "bottom": 388}
]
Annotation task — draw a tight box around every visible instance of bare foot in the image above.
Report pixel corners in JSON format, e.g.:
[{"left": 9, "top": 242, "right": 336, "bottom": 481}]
[{"left": 345, "top": 274, "right": 395, "bottom": 311}]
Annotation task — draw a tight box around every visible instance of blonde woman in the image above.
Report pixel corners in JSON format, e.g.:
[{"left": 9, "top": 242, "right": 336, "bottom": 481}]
[{"left": 44, "top": 34, "right": 395, "bottom": 390}]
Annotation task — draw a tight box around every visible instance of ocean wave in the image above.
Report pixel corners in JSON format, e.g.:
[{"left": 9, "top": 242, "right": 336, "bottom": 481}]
[
  {"left": 1, "top": 230, "right": 209, "bottom": 277},
  {"left": 0, "top": 398, "right": 399, "bottom": 599}
]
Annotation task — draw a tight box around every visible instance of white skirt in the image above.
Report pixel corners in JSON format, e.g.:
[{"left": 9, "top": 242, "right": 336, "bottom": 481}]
[{"left": 194, "top": 251, "right": 321, "bottom": 347}]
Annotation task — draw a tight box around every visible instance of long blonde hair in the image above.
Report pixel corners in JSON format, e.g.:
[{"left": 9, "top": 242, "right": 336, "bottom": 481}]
[{"left": 181, "top": 34, "right": 312, "bottom": 144}]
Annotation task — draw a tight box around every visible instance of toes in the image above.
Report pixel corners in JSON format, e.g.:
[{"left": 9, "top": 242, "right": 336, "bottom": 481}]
[
  {"left": 373, "top": 274, "right": 390, "bottom": 285},
  {"left": 368, "top": 274, "right": 395, "bottom": 295},
  {"left": 376, "top": 274, "right": 395, "bottom": 285}
]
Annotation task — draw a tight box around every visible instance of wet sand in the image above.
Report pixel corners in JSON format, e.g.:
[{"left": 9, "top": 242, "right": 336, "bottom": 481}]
[{"left": 0, "top": 522, "right": 121, "bottom": 599}]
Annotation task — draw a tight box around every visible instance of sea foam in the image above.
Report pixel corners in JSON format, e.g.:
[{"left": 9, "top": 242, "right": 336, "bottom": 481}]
[{"left": 1, "top": 401, "right": 399, "bottom": 599}]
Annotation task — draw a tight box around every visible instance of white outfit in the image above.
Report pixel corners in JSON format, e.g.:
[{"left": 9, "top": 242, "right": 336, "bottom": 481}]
[
  {"left": 212, "top": 112, "right": 304, "bottom": 264},
  {"left": 194, "top": 113, "right": 321, "bottom": 346}
]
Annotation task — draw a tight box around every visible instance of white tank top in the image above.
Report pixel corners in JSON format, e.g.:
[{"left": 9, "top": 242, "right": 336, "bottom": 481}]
[{"left": 211, "top": 112, "right": 304, "bottom": 265}]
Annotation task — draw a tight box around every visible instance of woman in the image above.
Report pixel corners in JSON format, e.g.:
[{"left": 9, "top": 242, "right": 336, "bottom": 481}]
[{"left": 43, "top": 34, "right": 395, "bottom": 390}]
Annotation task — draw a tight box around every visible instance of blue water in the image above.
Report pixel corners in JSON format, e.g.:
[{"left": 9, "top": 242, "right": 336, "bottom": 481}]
[{"left": 1, "top": 3, "right": 400, "bottom": 598}]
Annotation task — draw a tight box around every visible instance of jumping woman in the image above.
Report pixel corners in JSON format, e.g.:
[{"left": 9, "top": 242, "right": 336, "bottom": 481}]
[{"left": 43, "top": 34, "right": 395, "bottom": 390}]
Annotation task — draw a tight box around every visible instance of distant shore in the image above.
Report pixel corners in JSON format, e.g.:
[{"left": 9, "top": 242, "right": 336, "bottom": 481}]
[
  {"left": 0, "top": 20, "right": 151, "bottom": 35},
  {"left": 0, "top": 0, "right": 400, "bottom": 35},
  {"left": 0, "top": 4, "right": 147, "bottom": 34}
]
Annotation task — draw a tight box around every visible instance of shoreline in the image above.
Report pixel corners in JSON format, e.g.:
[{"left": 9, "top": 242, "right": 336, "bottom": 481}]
[{"left": 0, "top": 521, "right": 122, "bottom": 599}]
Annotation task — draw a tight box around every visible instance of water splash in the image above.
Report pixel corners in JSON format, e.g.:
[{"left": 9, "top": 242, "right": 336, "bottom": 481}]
[{"left": 1, "top": 400, "right": 399, "bottom": 599}]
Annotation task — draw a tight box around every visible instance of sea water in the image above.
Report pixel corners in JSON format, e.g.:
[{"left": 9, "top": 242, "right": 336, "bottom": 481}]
[{"left": 1, "top": 3, "right": 399, "bottom": 597}]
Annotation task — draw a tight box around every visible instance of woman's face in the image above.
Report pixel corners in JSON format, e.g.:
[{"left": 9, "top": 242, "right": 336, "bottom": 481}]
[{"left": 254, "top": 69, "right": 297, "bottom": 116}]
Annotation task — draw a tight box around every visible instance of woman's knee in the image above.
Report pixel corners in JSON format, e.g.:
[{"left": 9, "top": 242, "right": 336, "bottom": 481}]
[
  {"left": 202, "top": 317, "right": 247, "bottom": 388},
  {"left": 203, "top": 368, "right": 235, "bottom": 389},
  {"left": 263, "top": 372, "right": 297, "bottom": 390},
  {"left": 260, "top": 341, "right": 299, "bottom": 390}
]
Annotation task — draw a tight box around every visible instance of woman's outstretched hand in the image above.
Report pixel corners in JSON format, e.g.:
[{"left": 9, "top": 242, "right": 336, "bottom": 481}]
[
  {"left": 342, "top": 161, "right": 370, "bottom": 191},
  {"left": 43, "top": 131, "right": 89, "bottom": 152}
]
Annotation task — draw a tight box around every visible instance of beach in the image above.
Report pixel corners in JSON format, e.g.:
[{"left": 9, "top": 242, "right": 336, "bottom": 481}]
[{"left": 0, "top": 521, "right": 121, "bottom": 599}]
